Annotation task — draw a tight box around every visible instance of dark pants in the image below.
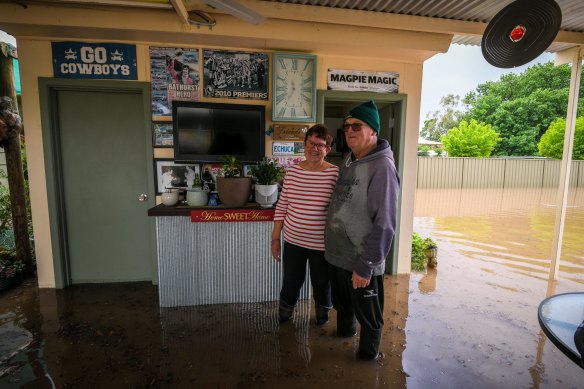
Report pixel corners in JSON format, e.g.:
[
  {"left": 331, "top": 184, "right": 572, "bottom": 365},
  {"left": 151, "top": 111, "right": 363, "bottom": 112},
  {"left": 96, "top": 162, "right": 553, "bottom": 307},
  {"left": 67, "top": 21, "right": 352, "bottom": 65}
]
[
  {"left": 280, "top": 241, "right": 332, "bottom": 309},
  {"left": 329, "top": 264, "right": 384, "bottom": 360}
]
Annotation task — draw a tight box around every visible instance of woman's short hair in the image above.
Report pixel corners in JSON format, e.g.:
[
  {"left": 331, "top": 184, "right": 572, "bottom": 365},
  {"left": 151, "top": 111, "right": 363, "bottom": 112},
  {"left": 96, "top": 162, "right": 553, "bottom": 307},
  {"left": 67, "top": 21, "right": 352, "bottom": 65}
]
[{"left": 304, "top": 124, "right": 334, "bottom": 147}]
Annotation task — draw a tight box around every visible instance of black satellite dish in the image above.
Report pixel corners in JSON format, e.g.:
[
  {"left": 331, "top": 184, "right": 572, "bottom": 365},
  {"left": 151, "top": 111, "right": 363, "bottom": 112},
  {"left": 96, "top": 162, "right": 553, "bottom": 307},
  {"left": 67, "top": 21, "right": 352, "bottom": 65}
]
[{"left": 481, "top": 0, "right": 562, "bottom": 68}]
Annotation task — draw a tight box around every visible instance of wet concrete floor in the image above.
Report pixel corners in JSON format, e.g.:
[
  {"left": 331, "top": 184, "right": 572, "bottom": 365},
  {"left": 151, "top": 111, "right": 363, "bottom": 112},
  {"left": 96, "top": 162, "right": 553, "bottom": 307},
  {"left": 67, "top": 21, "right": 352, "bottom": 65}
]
[{"left": 1, "top": 187, "right": 583, "bottom": 388}]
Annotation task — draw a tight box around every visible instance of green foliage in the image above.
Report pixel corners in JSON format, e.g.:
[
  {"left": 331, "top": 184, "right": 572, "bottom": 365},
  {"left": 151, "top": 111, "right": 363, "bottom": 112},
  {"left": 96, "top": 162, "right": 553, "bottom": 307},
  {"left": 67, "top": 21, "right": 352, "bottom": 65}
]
[
  {"left": 417, "top": 145, "right": 430, "bottom": 156},
  {"left": 0, "top": 136, "right": 34, "bottom": 259},
  {"left": 441, "top": 119, "right": 501, "bottom": 157},
  {"left": 463, "top": 62, "right": 584, "bottom": 156},
  {"left": 250, "top": 157, "right": 285, "bottom": 185},
  {"left": 538, "top": 117, "right": 584, "bottom": 159},
  {"left": 411, "top": 233, "right": 426, "bottom": 272},
  {"left": 219, "top": 155, "right": 243, "bottom": 178},
  {"left": 434, "top": 147, "right": 444, "bottom": 156},
  {"left": 421, "top": 94, "right": 465, "bottom": 142},
  {"left": 0, "top": 256, "right": 24, "bottom": 278},
  {"left": 411, "top": 233, "right": 439, "bottom": 272}
]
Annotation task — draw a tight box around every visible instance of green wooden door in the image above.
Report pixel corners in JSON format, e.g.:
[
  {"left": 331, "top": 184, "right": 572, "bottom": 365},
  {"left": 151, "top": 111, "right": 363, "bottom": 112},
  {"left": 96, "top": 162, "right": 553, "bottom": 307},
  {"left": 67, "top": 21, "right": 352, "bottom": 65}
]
[{"left": 56, "top": 88, "right": 152, "bottom": 283}]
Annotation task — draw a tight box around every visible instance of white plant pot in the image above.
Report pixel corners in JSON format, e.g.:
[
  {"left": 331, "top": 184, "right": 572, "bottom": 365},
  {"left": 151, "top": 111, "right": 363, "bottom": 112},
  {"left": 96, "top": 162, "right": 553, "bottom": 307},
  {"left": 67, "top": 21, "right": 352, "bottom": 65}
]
[
  {"left": 161, "top": 191, "right": 179, "bottom": 206},
  {"left": 255, "top": 184, "right": 279, "bottom": 208},
  {"left": 187, "top": 189, "right": 208, "bottom": 207}
]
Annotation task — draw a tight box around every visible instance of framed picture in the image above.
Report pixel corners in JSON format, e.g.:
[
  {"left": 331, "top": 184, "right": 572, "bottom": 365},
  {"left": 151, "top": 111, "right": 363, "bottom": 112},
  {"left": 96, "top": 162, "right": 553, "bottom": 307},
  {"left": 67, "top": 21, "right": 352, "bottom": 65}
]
[
  {"left": 154, "top": 159, "right": 200, "bottom": 194},
  {"left": 203, "top": 49, "right": 268, "bottom": 100},
  {"left": 152, "top": 122, "right": 173, "bottom": 147}
]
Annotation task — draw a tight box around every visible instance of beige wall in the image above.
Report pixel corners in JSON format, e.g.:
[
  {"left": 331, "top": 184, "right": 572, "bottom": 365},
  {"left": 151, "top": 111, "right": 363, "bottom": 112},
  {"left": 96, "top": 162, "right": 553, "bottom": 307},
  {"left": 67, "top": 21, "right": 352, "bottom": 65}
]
[{"left": 0, "top": 2, "right": 449, "bottom": 286}]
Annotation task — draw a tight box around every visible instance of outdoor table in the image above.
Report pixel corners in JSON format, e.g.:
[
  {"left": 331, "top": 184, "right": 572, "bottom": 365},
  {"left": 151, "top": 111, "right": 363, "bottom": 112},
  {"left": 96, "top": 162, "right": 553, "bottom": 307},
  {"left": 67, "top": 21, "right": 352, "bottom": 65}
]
[{"left": 538, "top": 292, "right": 584, "bottom": 369}]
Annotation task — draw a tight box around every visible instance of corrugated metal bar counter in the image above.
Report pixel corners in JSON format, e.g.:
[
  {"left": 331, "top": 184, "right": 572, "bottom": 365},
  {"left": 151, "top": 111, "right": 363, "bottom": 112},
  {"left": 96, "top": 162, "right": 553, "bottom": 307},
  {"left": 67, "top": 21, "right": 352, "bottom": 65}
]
[{"left": 148, "top": 204, "right": 310, "bottom": 307}]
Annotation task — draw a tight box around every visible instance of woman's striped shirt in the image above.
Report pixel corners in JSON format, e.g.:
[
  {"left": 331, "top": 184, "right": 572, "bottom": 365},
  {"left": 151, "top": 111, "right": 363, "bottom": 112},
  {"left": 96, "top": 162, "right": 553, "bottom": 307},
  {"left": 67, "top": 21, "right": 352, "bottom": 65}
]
[{"left": 274, "top": 164, "right": 340, "bottom": 251}]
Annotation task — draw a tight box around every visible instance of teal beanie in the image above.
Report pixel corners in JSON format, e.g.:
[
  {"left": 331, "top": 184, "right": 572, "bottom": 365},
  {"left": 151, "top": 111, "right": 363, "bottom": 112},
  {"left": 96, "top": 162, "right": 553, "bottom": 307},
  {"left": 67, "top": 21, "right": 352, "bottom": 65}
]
[{"left": 346, "top": 100, "right": 380, "bottom": 134}]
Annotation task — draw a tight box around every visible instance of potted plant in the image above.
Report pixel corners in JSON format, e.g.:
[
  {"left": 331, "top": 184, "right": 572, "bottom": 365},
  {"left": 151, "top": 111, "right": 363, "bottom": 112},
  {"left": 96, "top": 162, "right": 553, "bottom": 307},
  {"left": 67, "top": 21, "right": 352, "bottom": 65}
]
[
  {"left": 423, "top": 237, "right": 438, "bottom": 267},
  {"left": 0, "top": 253, "right": 25, "bottom": 291},
  {"left": 186, "top": 174, "right": 208, "bottom": 207},
  {"left": 250, "top": 157, "right": 285, "bottom": 208},
  {"left": 216, "top": 155, "right": 252, "bottom": 208}
]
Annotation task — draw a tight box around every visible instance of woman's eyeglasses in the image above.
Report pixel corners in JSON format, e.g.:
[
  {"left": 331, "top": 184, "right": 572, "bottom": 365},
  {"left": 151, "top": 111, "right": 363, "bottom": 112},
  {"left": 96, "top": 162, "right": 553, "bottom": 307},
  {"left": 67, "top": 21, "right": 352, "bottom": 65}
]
[
  {"left": 306, "top": 140, "right": 328, "bottom": 151},
  {"left": 343, "top": 122, "right": 365, "bottom": 132}
]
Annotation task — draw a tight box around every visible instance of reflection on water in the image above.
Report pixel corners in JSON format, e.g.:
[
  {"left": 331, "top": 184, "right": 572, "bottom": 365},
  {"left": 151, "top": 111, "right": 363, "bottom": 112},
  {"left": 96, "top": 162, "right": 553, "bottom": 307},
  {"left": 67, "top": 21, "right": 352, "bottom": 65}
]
[
  {"left": 405, "top": 186, "right": 584, "bottom": 388},
  {"left": 415, "top": 187, "right": 584, "bottom": 284}
]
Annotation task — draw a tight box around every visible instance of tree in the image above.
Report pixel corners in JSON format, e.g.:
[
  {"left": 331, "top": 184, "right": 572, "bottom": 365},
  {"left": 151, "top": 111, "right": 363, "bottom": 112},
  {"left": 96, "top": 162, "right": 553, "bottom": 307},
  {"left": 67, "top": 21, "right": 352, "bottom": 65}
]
[
  {"left": 421, "top": 94, "right": 465, "bottom": 142},
  {"left": 463, "top": 62, "right": 584, "bottom": 156},
  {"left": 441, "top": 119, "right": 500, "bottom": 157},
  {"left": 538, "top": 117, "right": 584, "bottom": 160}
]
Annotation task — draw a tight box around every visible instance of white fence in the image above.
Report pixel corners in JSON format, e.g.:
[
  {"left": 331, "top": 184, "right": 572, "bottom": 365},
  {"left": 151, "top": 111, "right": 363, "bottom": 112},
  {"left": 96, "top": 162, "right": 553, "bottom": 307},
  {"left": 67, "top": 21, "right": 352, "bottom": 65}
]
[{"left": 417, "top": 157, "right": 584, "bottom": 188}]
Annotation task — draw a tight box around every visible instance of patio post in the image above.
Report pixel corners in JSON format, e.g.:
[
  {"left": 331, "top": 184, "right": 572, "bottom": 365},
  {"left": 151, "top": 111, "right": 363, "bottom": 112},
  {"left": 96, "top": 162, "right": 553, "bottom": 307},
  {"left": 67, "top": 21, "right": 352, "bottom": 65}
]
[{"left": 549, "top": 46, "right": 583, "bottom": 280}]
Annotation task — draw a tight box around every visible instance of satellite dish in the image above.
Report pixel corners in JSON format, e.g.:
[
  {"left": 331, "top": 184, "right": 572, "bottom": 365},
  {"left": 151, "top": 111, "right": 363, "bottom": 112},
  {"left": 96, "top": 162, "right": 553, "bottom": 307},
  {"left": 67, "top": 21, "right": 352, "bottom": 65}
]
[{"left": 481, "top": 0, "right": 562, "bottom": 68}]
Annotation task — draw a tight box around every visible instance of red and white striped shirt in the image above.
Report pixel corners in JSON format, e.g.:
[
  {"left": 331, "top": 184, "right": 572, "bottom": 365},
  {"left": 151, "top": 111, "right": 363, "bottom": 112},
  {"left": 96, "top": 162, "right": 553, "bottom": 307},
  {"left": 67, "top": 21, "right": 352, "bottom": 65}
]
[{"left": 274, "top": 164, "right": 340, "bottom": 251}]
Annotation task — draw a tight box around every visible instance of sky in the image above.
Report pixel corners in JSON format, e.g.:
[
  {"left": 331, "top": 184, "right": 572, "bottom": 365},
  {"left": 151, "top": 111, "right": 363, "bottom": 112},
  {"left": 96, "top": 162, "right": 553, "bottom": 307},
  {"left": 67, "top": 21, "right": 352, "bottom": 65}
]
[{"left": 420, "top": 44, "right": 555, "bottom": 128}]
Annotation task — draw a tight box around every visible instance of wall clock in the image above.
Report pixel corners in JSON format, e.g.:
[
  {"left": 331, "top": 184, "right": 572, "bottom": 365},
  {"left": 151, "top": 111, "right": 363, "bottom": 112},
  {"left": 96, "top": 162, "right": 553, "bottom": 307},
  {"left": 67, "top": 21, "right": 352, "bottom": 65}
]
[{"left": 272, "top": 53, "right": 317, "bottom": 122}]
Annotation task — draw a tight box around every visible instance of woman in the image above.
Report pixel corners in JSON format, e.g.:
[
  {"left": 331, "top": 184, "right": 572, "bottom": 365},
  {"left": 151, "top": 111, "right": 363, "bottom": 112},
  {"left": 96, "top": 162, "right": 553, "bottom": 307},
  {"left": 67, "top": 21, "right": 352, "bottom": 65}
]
[{"left": 272, "top": 124, "right": 339, "bottom": 325}]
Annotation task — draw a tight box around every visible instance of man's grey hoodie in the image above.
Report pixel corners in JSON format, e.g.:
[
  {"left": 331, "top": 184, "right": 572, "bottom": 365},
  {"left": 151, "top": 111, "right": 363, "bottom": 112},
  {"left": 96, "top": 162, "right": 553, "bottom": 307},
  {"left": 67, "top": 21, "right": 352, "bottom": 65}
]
[{"left": 325, "top": 139, "right": 400, "bottom": 278}]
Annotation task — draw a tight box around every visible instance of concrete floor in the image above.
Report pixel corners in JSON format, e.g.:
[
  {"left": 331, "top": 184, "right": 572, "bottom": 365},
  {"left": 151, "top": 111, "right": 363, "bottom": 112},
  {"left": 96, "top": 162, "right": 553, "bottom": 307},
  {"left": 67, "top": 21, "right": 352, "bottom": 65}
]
[{"left": 1, "top": 186, "right": 583, "bottom": 388}]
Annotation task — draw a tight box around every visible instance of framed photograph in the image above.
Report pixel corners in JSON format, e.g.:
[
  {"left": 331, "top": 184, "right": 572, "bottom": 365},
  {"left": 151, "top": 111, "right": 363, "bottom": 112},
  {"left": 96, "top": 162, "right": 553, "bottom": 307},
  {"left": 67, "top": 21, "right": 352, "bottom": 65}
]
[
  {"left": 153, "top": 122, "right": 173, "bottom": 147},
  {"left": 203, "top": 49, "right": 268, "bottom": 100},
  {"left": 154, "top": 159, "right": 200, "bottom": 194}
]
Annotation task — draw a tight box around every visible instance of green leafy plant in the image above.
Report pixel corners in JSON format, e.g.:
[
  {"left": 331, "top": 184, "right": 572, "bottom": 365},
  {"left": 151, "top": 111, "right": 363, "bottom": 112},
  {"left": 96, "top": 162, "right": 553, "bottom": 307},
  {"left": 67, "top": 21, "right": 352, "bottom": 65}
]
[
  {"left": 411, "top": 232, "right": 426, "bottom": 272},
  {"left": 417, "top": 145, "right": 431, "bottom": 156},
  {"left": 411, "top": 233, "right": 438, "bottom": 272},
  {"left": 0, "top": 255, "right": 24, "bottom": 279},
  {"left": 423, "top": 237, "right": 437, "bottom": 249},
  {"left": 250, "top": 157, "right": 285, "bottom": 185},
  {"left": 219, "top": 155, "right": 243, "bottom": 178}
]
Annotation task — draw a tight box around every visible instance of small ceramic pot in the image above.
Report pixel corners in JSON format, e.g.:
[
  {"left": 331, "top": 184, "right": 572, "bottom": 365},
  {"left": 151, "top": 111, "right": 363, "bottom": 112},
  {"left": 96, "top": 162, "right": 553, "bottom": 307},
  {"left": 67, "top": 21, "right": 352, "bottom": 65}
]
[
  {"left": 186, "top": 189, "right": 208, "bottom": 207},
  {"left": 255, "top": 184, "right": 279, "bottom": 208},
  {"left": 161, "top": 191, "right": 179, "bottom": 206}
]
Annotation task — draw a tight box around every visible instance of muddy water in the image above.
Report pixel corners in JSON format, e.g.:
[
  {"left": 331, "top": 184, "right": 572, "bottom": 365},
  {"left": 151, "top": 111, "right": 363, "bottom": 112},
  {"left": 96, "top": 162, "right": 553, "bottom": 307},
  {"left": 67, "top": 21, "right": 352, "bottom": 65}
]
[{"left": 1, "top": 187, "right": 583, "bottom": 388}]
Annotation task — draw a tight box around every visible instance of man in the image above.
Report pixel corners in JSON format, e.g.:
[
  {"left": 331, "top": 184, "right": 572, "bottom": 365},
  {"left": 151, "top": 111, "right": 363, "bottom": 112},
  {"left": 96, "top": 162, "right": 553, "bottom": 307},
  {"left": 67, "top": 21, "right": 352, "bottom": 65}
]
[{"left": 325, "top": 100, "right": 400, "bottom": 361}]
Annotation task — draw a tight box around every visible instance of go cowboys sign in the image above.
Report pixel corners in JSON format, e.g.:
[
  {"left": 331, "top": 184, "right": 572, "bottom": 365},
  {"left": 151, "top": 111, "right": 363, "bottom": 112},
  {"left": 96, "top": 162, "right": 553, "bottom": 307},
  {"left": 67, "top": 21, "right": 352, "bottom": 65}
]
[{"left": 52, "top": 42, "right": 138, "bottom": 80}]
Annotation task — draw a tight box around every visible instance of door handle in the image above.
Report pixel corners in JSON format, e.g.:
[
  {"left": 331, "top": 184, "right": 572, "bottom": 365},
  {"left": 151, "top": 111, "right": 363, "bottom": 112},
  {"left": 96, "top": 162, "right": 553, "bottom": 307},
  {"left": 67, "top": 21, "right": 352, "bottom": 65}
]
[{"left": 138, "top": 193, "right": 148, "bottom": 202}]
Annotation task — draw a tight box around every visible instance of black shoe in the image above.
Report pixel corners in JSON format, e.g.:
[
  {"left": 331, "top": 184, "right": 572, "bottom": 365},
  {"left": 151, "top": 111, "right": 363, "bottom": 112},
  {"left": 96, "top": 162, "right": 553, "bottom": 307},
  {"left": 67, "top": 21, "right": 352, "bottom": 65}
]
[
  {"left": 315, "top": 304, "right": 331, "bottom": 325},
  {"left": 278, "top": 300, "right": 295, "bottom": 322}
]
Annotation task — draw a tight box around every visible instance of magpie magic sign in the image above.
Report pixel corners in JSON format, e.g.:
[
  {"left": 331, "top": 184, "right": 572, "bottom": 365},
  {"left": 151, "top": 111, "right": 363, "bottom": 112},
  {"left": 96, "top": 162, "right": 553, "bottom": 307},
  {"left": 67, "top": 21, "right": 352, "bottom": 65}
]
[
  {"left": 327, "top": 69, "right": 399, "bottom": 93},
  {"left": 52, "top": 42, "right": 138, "bottom": 80}
]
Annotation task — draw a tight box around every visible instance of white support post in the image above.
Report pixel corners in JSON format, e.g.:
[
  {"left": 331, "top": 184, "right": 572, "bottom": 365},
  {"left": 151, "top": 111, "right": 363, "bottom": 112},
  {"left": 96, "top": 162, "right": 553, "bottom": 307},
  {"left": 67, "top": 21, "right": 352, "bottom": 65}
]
[{"left": 549, "top": 47, "right": 582, "bottom": 281}]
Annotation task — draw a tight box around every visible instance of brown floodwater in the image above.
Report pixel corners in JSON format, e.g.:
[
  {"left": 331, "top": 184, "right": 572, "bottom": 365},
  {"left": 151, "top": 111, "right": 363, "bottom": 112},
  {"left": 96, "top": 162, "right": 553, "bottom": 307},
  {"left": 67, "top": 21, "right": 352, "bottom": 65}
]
[{"left": 1, "top": 186, "right": 583, "bottom": 388}]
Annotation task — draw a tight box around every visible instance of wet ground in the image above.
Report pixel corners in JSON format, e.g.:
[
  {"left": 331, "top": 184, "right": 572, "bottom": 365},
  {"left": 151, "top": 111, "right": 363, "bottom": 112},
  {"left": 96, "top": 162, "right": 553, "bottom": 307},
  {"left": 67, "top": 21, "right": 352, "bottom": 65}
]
[{"left": 1, "top": 187, "right": 583, "bottom": 388}]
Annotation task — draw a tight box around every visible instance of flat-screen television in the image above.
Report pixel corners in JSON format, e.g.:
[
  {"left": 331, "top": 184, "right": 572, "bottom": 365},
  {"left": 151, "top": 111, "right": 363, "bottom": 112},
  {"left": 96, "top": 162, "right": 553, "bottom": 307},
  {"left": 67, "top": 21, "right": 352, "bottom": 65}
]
[{"left": 172, "top": 101, "right": 265, "bottom": 163}]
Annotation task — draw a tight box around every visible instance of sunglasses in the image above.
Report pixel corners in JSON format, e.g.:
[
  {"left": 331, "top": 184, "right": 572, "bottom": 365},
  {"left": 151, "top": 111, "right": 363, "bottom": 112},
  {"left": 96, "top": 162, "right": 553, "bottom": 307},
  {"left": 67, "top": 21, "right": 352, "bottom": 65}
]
[{"left": 343, "top": 122, "right": 366, "bottom": 132}]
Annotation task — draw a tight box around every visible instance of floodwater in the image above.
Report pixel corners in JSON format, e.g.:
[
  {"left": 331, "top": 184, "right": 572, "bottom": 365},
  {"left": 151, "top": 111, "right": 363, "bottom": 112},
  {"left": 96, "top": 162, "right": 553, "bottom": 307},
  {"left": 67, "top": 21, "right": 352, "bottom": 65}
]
[{"left": 1, "top": 187, "right": 583, "bottom": 388}]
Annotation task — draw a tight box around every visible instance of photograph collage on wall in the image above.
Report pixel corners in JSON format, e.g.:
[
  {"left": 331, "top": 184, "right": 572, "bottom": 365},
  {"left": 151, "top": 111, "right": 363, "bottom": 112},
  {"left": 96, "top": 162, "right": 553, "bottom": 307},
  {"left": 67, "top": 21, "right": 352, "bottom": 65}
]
[
  {"left": 152, "top": 122, "right": 173, "bottom": 147},
  {"left": 150, "top": 47, "right": 200, "bottom": 116},
  {"left": 154, "top": 159, "right": 200, "bottom": 194},
  {"left": 203, "top": 49, "right": 268, "bottom": 100}
]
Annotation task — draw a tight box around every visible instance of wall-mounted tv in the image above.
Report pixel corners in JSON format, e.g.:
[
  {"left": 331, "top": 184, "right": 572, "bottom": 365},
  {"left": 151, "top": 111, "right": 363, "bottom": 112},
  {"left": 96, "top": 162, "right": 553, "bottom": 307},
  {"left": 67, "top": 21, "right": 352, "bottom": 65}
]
[{"left": 172, "top": 101, "right": 265, "bottom": 163}]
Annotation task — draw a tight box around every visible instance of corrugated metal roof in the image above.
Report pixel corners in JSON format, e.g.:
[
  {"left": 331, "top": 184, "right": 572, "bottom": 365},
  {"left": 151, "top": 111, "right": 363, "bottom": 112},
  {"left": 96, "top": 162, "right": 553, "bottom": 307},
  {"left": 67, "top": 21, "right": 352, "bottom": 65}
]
[
  {"left": 263, "top": 0, "right": 584, "bottom": 52},
  {"left": 264, "top": 0, "right": 584, "bottom": 32}
]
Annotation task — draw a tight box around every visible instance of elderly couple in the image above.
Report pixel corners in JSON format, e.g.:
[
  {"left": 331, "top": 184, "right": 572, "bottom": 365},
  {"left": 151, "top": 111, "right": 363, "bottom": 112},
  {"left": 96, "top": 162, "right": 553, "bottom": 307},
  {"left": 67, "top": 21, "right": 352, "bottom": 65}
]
[{"left": 271, "top": 100, "right": 400, "bottom": 361}]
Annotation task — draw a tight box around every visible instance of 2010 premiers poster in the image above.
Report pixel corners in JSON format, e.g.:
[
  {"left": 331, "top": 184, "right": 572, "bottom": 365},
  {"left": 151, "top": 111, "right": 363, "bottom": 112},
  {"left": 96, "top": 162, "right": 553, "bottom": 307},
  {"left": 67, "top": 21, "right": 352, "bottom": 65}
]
[
  {"left": 149, "top": 47, "right": 200, "bottom": 116},
  {"left": 203, "top": 49, "right": 268, "bottom": 100}
]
